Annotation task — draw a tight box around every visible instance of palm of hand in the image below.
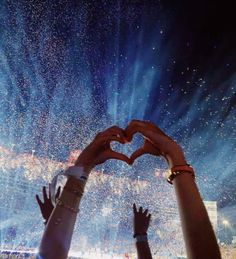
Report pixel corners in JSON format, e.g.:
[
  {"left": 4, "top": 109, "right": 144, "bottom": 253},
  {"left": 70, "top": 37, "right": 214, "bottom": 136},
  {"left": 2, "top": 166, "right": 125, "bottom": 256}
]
[
  {"left": 77, "top": 140, "right": 114, "bottom": 166},
  {"left": 36, "top": 186, "right": 61, "bottom": 223},
  {"left": 134, "top": 213, "right": 150, "bottom": 234},
  {"left": 75, "top": 126, "right": 130, "bottom": 169},
  {"left": 40, "top": 199, "right": 54, "bottom": 221},
  {"left": 133, "top": 204, "right": 151, "bottom": 235}
]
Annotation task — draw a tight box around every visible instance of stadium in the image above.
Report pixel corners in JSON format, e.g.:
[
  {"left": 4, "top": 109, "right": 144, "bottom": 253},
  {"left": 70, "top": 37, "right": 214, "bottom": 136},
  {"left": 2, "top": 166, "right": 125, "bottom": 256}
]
[{"left": 0, "top": 0, "right": 235, "bottom": 258}]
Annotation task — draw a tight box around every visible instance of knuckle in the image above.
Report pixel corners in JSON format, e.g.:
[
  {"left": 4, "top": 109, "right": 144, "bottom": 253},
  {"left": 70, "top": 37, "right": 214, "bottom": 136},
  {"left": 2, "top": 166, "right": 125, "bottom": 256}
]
[
  {"left": 110, "top": 125, "right": 118, "bottom": 130},
  {"left": 129, "top": 120, "right": 138, "bottom": 125}
]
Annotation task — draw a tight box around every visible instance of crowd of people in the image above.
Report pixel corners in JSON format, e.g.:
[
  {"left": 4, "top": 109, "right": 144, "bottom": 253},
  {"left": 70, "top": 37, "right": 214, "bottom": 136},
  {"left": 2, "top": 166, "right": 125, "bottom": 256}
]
[{"left": 34, "top": 120, "right": 222, "bottom": 259}]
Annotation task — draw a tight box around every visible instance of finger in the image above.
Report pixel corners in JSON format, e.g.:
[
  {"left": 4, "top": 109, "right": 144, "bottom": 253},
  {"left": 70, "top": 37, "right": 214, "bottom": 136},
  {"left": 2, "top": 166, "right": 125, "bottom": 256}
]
[
  {"left": 55, "top": 186, "right": 61, "bottom": 199},
  {"left": 42, "top": 186, "right": 48, "bottom": 201},
  {"left": 125, "top": 120, "right": 168, "bottom": 141},
  {"left": 128, "top": 120, "right": 165, "bottom": 134},
  {"left": 102, "top": 150, "right": 131, "bottom": 164},
  {"left": 147, "top": 213, "right": 151, "bottom": 223},
  {"left": 100, "top": 126, "right": 126, "bottom": 140},
  {"left": 133, "top": 203, "right": 138, "bottom": 214},
  {"left": 35, "top": 195, "right": 43, "bottom": 208},
  {"left": 125, "top": 125, "right": 154, "bottom": 142},
  {"left": 105, "top": 125, "right": 125, "bottom": 134},
  {"left": 48, "top": 184, "right": 51, "bottom": 199},
  {"left": 125, "top": 122, "right": 142, "bottom": 141},
  {"left": 99, "top": 136, "right": 126, "bottom": 145},
  {"left": 144, "top": 209, "right": 148, "bottom": 216},
  {"left": 144, "top": 141, "right": 162, "bottom": 156},
  {"left": 108, "top": 151, "right": 130, "bottom": 164},
  {"left": 130, "top": 147, "right": 147, "bottom": 164},
  {"left": 139, "top": 206, "right": 143, "bottom": 213}
]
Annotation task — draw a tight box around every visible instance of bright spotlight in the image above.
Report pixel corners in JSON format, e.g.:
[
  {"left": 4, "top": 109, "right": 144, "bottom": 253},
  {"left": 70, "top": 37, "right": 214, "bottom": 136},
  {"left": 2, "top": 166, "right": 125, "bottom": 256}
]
[{"left": 222, "top": 220, "right": 229, "bottom": 226}]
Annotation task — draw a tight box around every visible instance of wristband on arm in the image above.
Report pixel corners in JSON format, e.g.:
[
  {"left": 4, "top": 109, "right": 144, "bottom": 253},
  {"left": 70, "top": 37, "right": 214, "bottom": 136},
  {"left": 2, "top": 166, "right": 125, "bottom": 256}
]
[
  {"left": 133, "top": 233, "right": 148, "bottom": 242},
  {"left": 167, "top": 164, "right": 195, "bottom": 184},
  {"left": 50, "top": 166, "right": 88, "bottom": 205}
]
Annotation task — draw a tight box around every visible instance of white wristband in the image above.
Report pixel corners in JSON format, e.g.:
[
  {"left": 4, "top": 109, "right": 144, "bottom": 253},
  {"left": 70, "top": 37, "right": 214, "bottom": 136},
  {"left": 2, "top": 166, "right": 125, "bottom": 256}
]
[
  {"left": 50, "top": 166, "right": 88, "bottom": 205},
  {"left": 64, "top": 166, "right": 88, "bottom": 180}
]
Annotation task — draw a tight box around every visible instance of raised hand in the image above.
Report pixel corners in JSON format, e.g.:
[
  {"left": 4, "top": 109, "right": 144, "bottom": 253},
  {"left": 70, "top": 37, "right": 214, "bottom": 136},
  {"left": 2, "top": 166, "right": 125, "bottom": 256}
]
[
  {"left": 133, "top": 203, "right": 151, "bottom": 236},
  {"left": 125, "top": 120, "right": 187, "bottom": 168},
  {"left": 128, "top": 121, "right": 221, "bottom": 259},
  {"left": 75, "top": 126, "right": 131, "bottom": 173},
  {"left": 36, "top": 185, "right": 61, "bottom": 224}
]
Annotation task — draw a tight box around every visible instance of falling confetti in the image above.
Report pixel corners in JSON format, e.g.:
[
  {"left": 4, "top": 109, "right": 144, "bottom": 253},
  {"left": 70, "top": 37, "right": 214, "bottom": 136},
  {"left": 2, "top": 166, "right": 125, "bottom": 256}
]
[{"left": 0, "top": 1, "right": 235, "bottom": 258}]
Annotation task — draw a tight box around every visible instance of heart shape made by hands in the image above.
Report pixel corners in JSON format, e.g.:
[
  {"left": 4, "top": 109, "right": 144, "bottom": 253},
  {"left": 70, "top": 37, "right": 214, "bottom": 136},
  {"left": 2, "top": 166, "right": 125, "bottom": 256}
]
[
  {"left": 110, "top": 134, "right": 161, "bottom": 166},
  {"left": 110, "top": 132, "right": 144, "bottom": 161},
  {"left": 110, "top": 126, "right": 162, "bottom": 165}
]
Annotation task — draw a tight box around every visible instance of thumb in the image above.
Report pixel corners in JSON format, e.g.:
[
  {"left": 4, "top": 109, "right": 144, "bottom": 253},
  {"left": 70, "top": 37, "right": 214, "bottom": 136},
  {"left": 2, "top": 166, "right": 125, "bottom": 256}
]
[
  {"left": 107, "top": 150, "right": 131, "bottom": 164},
  {"left": 36, "top": 195, "right": 43, "bottom": 209},
  {"left": 130, "top": 147, "right": 147, "bottom": 164},
  {"left": 96, "top": 149, "right": 131, "bottom": 165},
  {"left": 133, "top": 203, "right": 138, "bottom": 214}
]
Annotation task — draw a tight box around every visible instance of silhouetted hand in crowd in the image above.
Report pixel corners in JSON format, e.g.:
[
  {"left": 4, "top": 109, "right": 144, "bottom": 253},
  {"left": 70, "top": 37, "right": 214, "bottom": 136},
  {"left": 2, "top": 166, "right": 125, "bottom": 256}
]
[
  {"left": 36, "top": 185, "right": 61, "bottom": 225},
  {"left": 133, "top": 203, "right": 152, "bottom": 259},
  {"left": 133, "top": 203, "right": 151, "bottom": 236}
]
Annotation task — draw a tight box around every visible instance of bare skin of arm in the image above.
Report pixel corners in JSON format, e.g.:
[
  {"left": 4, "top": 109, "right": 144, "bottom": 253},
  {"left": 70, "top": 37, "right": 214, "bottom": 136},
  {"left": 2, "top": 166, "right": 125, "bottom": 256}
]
[
  {"left": 126, "top": 120, "right": 221, "bottom": 259},
  {"left": 133, "top": 204, "right": 152, "bottom": 259},
  {"left": 173, "top": 173, "right": 220, "bottom": 259},
  {"left": 38, "top": 177, "right": 85, "bottom": 259},
  {"left": 136, "top": 242, "right": 153, "bottom": 259},
  {"left": 38, "top": 126, "right": 130, "bottom": 259}
]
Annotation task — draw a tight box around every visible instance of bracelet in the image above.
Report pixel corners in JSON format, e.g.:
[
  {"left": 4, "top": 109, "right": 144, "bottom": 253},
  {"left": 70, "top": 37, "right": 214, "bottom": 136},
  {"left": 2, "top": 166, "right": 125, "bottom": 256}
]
[
  {"left": 133, "top": 232, "right": 147, "bottom": 238},
  {"left": 63, "top": 186, "right": 84, "bottom": 197},
  {"left": 66, "top": 176, "right": 86, "bottom": 191},
  {"left": 65, "top": 166, "right": 88, "bottom": 182},
  {"left": 171, "top": 164, "right": 194, "bottom": 174},
  {"left": 167, "top": 164, "right": 195, "bottom": 184},
  {"left": 134, "top": 234, "right": 148, "bottom": 243},
  {"left": 57, "top": 199, "right": 79, "bottom": 213}
]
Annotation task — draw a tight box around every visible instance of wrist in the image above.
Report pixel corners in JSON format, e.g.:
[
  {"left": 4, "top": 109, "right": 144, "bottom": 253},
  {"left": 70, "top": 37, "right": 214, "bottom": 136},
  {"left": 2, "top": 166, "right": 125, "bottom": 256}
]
[
  {"left": 133, "top": 232, "right": 147, "bottom": 238},
  {"left": 66, "top": 176, "right": 86, "bottom": 189},
  {"left": 74, "top": 162, "right": 93, "bottom": 175},
  {"left": 61, "top": 177, "right": 86, "bottom": 207},
  {"left": 167, "top": 164, "right": 195, "bottom": 184},
  {"left": 66, "top": 164, "right": 92, "bottom": 178},
  {"left": 166, "top": 148, "right": 187, "bottom": 168}
]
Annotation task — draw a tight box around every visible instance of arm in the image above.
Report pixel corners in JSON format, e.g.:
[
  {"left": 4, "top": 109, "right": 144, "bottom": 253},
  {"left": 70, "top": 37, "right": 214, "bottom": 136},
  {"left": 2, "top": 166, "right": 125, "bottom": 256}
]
[
  {"left": 133, "top": 204, "right": 152, "bottom": 259},
  {"left": 126, "top": 120, "right": 221, "bottom": 259},
  {"left": 38, "top": 126, "right": 130, "bottom": 259},
  {"left": 168, "top": 146, "right": 221, "bottom": 259},
  {"left": 173, "top": 172, "right": 220, "bottom": 259},
  {"left": 38, "top": 177, "right": 85, "bottom": 259}
]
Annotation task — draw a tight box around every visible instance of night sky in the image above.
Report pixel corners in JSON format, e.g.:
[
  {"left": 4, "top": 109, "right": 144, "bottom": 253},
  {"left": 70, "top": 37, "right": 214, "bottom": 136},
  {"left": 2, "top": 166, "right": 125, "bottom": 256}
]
[{"left": 0, "top": 0, "right": 235, "bottom": 254}]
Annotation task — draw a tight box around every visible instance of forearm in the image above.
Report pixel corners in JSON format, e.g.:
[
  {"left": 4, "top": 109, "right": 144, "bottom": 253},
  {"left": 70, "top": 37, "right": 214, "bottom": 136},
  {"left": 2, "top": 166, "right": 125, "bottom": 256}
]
[
  {"left": 39, "top": 177, "right": 86, "bottom": 259},
  {"left": 136, "top": 240, "right": 153, "bottom": 259},
  {"left": 173, "top": 173, "right": 221, "bottom": 259}
]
